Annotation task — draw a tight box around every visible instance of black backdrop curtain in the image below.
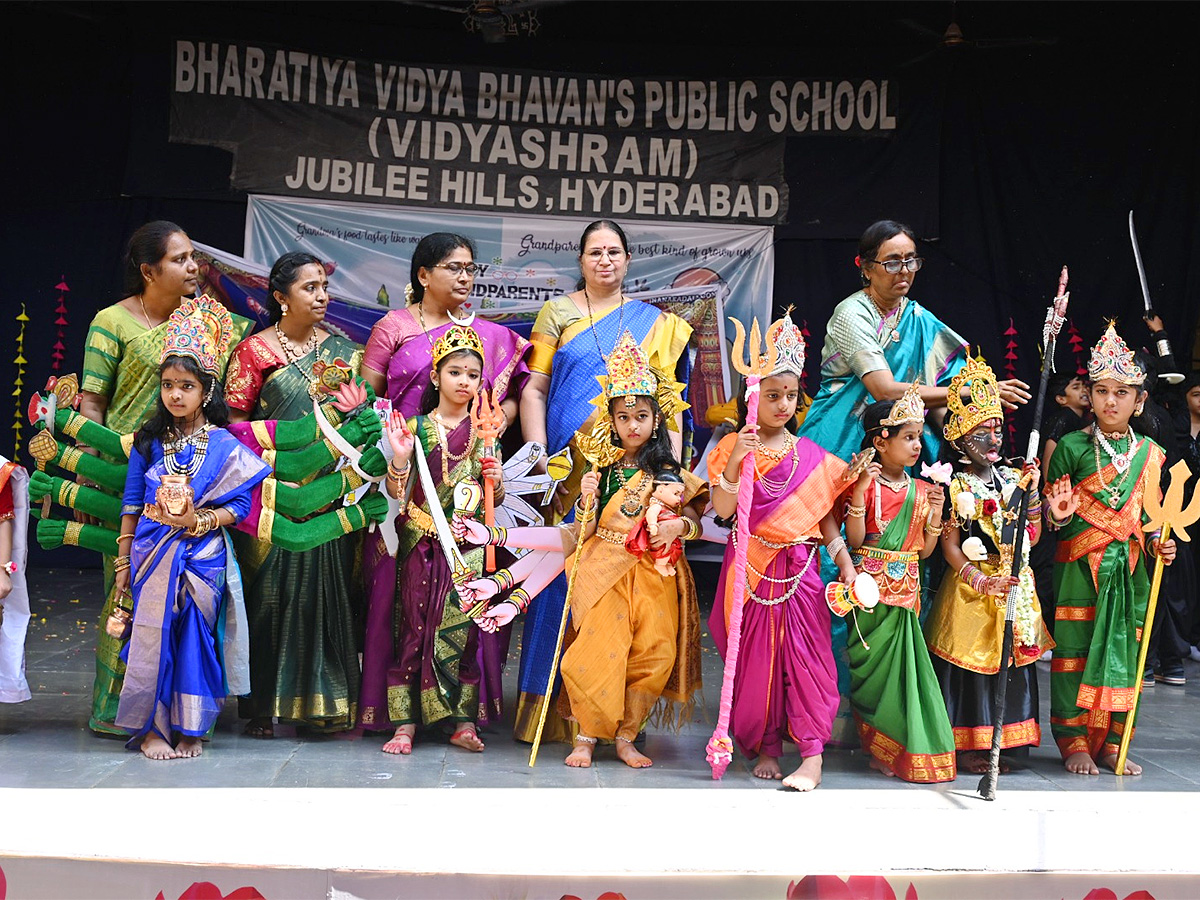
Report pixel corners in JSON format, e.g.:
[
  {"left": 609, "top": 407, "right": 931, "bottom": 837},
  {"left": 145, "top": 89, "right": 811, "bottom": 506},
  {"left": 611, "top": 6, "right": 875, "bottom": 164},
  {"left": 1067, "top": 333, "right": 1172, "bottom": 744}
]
[{"left": 5, "top": 1, "right": 1198, "bottom": 564}]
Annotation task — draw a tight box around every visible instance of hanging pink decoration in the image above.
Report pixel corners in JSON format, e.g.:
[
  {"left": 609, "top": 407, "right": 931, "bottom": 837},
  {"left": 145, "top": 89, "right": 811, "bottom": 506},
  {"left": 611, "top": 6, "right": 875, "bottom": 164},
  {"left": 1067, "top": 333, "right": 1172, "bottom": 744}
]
[
  {"left": 52, "top": 277, "right": 70, "bottom": 371},
  {"left": 1067, "top": 318, "right": 1086, "bottom": 376},
  {"left": 799, "top": 319, "right": 812, "bottom": 393},
  {"left": 1003, "top": 319, "right": 1020, "bottom": 454}
]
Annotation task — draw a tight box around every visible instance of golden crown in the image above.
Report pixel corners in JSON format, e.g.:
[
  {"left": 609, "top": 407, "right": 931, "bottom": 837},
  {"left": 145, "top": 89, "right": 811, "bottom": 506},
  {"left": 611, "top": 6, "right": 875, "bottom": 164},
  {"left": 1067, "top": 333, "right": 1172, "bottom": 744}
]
[
  {"left": 1088, "top": 321, "right": 1145, "bottom": 386},
  {"left": 602, "top": 331, "right": 658, "bottom": 408},
  {"left": 944, "top": 356, "right": 1003, "bottom": 441},
  {"left": 431, "top": 325, "right": 485, "bottom": 369},
  {"left": 881, "top": 378, "right": 926, "bottom": 427},
  {"left": 160, "top": 294, "right": 235, "bottom": 376}
]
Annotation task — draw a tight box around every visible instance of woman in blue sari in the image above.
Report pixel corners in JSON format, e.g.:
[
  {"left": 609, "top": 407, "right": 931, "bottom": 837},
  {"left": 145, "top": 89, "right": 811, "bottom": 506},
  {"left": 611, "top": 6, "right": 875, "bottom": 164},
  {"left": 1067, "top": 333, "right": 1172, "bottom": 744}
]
[
  {"left": 799, "top": 219, "right": 1030, "bottom": 743},
  {"left": 112, "top": 297, "right": 270, "bottom": 759},
  {"left": 516, "top": 219, "right": 693, "bottom": 743}
]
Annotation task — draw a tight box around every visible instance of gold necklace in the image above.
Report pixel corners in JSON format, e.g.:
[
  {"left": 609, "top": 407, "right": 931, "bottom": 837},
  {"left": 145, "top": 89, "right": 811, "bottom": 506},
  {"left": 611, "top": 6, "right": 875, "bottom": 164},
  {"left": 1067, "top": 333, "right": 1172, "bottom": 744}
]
[
  {"left": 137, "top": 294, "right": 159, "bottom": 330},
  {"left": 430, "top": 410, "right": 477, "bottom": 483},
  {"left": 757, "top": 434, "right": 795, "bottom": 461},
  {"left": 583, "top": 288, "right": 626, "bottom": 361},
  {"left": 866, "top": 289, "right": 903, "bottom": 344},
  {"left": 611, "top": 466, "right": 645, "bottom": 518},
  {"left": 415, "top": 301, "right": 438, "bottom": 349}
]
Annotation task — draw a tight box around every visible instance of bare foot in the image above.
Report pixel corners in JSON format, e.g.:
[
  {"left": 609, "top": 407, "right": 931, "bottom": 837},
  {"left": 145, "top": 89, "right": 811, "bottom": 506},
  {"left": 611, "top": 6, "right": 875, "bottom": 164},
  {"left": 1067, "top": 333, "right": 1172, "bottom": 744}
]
[
  {"left": 958, "top": 750, "right": 989, "bottom": 774},
  {"left": 243, "top": 717, "right": 274, "bottom": 739},
  {"left": 782, "top": 754, "right": 822, "bottom": 791},
  {"left": 449, "top": 725, "right": 485, "bottom": 752},
  {"left": 752, "top": 754, "right": 783, "bottom": 780},
  {"left": 1064, "top": 751, "right": 1100, "bottom": 775},
  {"left": 140, "top": 733, "right": 178, "bottom": 761},
  {"left": 959, "top": 750, "right": 1010, "bottom": 775},
  {"left": 868, "top": 756, "right": 896, "bottom": 778},
  {"left": 615, "top": 738, "right": 653, "bottom": 768},
  {"left": 1100, "top": 752, "right": 1142, "bottom": 776},
  {"left": 565, "top": 739, "right": 595, "bottom": 768},
  {"left": 382, "top": 725, "right": 414, "bottom": 755},
  {"left": 176, "top": 736, "right": 204, "bottom": 758}
]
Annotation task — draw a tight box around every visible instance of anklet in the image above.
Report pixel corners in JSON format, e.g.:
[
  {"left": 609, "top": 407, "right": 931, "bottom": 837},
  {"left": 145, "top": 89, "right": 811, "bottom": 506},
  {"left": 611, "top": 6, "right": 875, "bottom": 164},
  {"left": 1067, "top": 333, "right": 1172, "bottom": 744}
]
[
  {"left": 575, "top": 734, "right": 598, "bottom": 744},
  {"left": 616, "top": 736, "right": 635, "bottom": 743}
]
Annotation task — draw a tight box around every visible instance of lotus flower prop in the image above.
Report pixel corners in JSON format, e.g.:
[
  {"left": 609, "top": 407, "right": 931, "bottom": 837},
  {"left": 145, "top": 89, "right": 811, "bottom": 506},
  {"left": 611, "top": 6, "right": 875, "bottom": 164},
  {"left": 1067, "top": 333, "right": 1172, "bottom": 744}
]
[{"left": 920, "top": 461, "right": 952, "bottom": 485}]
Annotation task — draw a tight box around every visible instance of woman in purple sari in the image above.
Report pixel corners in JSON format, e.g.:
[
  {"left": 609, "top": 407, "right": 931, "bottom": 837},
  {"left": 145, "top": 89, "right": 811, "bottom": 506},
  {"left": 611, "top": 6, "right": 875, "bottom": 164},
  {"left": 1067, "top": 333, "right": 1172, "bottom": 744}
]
[{"left": 358, "top": 233, "right": 529, "bottom": 733}]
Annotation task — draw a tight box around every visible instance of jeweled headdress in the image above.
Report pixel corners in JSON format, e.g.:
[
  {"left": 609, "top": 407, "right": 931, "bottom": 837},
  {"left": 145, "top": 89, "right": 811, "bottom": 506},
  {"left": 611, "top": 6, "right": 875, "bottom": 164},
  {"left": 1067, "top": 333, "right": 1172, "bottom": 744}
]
[
  {"left": 160, "top": 294, "right": 234, "bottom": 376},
  {"left": 431, "top": 324, "right": 485, "bottom": 369},
  {"left": 591, "top": 330, "right": 689, "bottom": 427},
  {"left": 602, "top": 331, "right": 657, "bottom": 408},
  {"left": 944, "top": 356, "right": 1003, "bottom": 441},
  {"left": 768, "top": 307, "right": 806, "bottom": 377},
  {"left": 1088, "top": 321, "right": 1145, "bottom": 386},
  {"left": 882, "top": 378, "right": 925, "bottom": 426}
]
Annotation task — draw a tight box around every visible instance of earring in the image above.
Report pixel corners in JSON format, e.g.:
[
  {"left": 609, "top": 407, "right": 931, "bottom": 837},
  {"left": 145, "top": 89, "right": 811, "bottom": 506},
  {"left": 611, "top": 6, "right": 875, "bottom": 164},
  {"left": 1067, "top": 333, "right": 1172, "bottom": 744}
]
[
  {"left": 1134, "top": 404, "right": 1144, "bottom": 415},
  {"left": 281, "top": 304, "right": 289, "bottom": 317}
]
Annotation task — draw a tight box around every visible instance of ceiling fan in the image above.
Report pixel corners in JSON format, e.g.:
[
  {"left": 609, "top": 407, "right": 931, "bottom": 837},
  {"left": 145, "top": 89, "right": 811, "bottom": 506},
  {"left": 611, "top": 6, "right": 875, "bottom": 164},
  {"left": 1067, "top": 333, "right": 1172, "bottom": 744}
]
[
  {"left": 897, "top": 3, "right": 1057, "bottom": 68},
  {"left": 397, "top": 0, "right": 567, "bottom": 43}
]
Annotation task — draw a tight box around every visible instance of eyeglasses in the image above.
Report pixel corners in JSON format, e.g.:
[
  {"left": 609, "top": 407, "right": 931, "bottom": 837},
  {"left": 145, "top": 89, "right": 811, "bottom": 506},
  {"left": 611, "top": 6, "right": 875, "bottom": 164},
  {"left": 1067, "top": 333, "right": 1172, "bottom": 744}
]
[
  {"left": 584, "top": 248, "right": 627, "bottom": 261},
  {"left": 434, "top": 262, "right": 480, "bottom": 276},
  {"left": 867, "top": 257, "right": 924, "bottom": 275}
]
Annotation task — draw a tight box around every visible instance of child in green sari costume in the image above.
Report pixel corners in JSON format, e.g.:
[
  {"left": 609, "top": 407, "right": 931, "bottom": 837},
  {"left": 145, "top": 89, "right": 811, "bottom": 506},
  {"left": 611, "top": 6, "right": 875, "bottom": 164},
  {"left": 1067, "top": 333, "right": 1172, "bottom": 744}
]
[
  {"left": 844, "top": 388, "right": 956, "bottom": 782},
  {"left": 1045, "top": 324, "right": 1176, "bottom": 776}
]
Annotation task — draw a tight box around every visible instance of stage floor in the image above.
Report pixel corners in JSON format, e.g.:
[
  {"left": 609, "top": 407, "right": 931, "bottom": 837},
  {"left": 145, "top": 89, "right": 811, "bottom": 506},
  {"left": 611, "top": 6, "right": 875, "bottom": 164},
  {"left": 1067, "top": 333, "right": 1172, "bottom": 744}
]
[
  {"left": 2, "top": 565, "right": 1199, "bottom": 898},
  {"left": 2, "top": 564, "right": 1198, "bottom": 792}
]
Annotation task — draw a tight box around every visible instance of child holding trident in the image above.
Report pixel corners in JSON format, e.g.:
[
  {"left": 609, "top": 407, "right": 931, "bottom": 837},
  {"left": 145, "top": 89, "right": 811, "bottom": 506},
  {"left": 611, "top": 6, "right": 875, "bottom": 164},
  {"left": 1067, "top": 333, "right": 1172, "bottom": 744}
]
[
  {"left": 707, "top": 312, "right": 857, "bottom": 791},
  {"left": 377, "top": 324, "right": 504, "bottom": 756},
  {"left": 843, "top": 387, "right": 956, "bottom": 783},
  {"left": 1045, "top": 323, "right": 1175, "bottom": 776}
]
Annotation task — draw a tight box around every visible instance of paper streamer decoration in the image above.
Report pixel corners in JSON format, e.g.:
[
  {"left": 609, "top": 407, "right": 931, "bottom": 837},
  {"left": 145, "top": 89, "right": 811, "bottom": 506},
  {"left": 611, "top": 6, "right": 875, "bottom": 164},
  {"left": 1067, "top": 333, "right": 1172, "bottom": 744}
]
[
  {"left": 13, "top": 303, "right": 29, "bottom": 457},
  {"left": 799, "top": 318, "right": 812, "bottom": 393},
  {"left": 1067, "top": 318, "right": 1086, "bottom": 376},
  {"left": 1003, "top": 319, "right": 1019, "bottom": 454},
  {"left": 52, "top": 278, "right": 70, "bottom": 372}
]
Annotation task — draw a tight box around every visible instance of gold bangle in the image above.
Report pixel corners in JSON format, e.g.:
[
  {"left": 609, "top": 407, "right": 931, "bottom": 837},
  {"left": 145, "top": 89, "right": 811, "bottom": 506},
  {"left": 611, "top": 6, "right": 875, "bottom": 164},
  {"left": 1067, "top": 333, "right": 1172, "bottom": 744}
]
[
  {"left": 924, "top": 520, "right": 942, "bottom": 534},
  {"left": 845, "top": 502, "right": 866, "bottom": 518},
  {"left": 115, "top": 533, "right": 134, "bottom": 543}
]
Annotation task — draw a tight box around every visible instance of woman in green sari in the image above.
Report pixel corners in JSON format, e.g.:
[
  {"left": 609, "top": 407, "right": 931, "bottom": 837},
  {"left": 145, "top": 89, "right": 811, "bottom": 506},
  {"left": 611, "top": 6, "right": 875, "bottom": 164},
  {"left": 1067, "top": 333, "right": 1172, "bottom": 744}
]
[
  {"left": 79, "top": 221, "right": 250, "bottom": 735},
  {"left": 224, "top": 252, "right": 364, "bottom": 736}
]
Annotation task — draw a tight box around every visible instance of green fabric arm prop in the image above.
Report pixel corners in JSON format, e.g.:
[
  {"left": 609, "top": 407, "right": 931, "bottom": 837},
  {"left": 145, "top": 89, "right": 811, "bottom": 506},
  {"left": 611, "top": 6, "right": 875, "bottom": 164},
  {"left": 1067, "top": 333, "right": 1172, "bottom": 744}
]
[
  {"left": 33, "top": 510, "right": 120, "bottom": 556},
  {"left": 40, "top": 438, "right": 128, "bottom": 493},
  {"left": 270, "top": 448, "right": 386, "bottom": 519},
  {"left": 262, "top": 490, "right": 388, "bottom": 552},
  {"left": 28, "top": 470, "right": 122, "bottom": 523},
  {"left": 53, "top": 409, "right": 129, "bottom": 459}
]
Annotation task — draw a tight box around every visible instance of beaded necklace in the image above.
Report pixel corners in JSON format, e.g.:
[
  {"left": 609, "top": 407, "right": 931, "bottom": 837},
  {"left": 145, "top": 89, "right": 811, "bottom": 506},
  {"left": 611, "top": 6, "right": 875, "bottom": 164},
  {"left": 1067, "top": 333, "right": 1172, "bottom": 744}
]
[
  {"left": 1092, "top": 428, "right": 1138, "bottom": 506},
  {"left": 163, "top": 425, "right": 211, "bottom": 477},
  {"left": 583, "top": 288, "right": 626, "bottom": 362},
  {"left": 430, "top": 410, "right": 477, "bottom": 484}
]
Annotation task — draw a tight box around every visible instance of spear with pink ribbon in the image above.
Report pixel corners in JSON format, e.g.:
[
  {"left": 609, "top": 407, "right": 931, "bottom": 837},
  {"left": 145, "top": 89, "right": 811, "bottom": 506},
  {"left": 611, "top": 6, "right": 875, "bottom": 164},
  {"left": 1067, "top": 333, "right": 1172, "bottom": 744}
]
[{"left": 706, "top": 317, "right": 779, "bottom": 779}]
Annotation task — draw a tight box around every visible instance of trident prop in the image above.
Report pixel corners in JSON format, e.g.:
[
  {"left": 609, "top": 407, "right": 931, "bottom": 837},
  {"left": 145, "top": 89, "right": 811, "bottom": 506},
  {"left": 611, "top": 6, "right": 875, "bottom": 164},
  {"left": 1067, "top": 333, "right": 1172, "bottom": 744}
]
[
  {"left": 979, "top": 267, "right": 1069, "bottom": 801},
  {"left": 1115, "top": 459, "right": 1200, "bottom": 775},
  {"left": 705, "top": 317, "right": 779, "bottom": 779},
  {"left": 470, "top": 389, "right": 506, "bottom": 573},
  {"left": 528, "top": 417, "right": 625, "bottom": 767}
]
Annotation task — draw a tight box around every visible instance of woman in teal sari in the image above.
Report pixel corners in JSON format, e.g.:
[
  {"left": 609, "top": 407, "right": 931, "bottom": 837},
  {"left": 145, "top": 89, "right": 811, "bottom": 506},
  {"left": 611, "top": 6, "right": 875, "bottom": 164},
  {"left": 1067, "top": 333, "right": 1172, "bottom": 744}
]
[
  {"left": 515, "top": 219, "right": 693, "bottom": 743},
  {"left": 799, "top": 219, "right": 1029, "bottom": 745},
  {"left": 224, "top": 252, "right": 364, "bottom": 736}
]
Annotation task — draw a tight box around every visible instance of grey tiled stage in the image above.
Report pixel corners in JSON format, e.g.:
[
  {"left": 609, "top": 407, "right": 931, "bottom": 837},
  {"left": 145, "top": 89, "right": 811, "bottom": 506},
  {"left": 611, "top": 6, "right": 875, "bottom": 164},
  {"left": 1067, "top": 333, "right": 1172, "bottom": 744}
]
[{"left": 2, "top": 564, "right": 1198, "bottom": 791}]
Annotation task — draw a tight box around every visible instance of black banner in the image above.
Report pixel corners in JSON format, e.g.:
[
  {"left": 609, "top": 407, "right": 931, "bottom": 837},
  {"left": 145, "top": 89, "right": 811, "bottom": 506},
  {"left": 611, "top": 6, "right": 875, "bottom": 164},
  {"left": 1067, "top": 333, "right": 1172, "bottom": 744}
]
[{"left": 169, "top": 40, "right": 912, "bottom": 225}]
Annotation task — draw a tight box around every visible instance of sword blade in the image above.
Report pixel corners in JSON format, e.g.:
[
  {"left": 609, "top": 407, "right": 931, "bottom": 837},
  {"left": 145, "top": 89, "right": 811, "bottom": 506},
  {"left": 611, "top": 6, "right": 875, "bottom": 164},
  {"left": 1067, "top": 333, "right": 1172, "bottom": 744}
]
[{"left": 1129, "top": 210, "right": 1154, "bottom": 313}]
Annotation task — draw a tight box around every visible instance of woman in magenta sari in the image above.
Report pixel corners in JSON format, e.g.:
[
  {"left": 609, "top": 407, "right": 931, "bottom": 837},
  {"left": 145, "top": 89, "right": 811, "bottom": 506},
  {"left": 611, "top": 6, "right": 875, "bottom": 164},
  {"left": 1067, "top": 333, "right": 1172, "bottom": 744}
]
[
  {"left": 358, "top": 233, "right": 529, "bottom": 733},
  {"left": 708, "top": 313, "right": 856, "bottom": 791}
]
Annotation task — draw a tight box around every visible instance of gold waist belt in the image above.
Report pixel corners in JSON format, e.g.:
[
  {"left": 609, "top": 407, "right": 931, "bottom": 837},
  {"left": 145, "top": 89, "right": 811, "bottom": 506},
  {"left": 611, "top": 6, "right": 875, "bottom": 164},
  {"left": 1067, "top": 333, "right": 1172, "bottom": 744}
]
[{"left": 405, "top": 502, "right": 437, "bottom": 537}]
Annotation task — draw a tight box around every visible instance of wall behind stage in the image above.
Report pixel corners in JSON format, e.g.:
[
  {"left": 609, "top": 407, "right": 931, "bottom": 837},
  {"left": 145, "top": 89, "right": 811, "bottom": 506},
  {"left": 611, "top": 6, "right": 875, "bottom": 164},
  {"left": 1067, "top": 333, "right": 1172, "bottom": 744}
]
[{"left": 4, "top": 4, "right": 1198, "bottom": 521}]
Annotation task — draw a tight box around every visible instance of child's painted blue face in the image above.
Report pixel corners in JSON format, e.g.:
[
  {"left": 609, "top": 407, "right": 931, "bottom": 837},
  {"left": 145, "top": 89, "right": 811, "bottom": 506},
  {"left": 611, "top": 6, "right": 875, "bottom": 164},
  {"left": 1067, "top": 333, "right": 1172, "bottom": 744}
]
[{"left": 612, "top": 398, "right": 656, "bottom": 453}]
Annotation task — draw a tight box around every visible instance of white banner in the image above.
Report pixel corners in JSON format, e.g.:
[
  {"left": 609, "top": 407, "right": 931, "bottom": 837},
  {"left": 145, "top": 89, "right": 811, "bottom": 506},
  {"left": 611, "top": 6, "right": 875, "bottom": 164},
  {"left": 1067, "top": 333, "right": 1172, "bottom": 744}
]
[{"left": 245, "top": 194, "right": 775, "bottom": 418}]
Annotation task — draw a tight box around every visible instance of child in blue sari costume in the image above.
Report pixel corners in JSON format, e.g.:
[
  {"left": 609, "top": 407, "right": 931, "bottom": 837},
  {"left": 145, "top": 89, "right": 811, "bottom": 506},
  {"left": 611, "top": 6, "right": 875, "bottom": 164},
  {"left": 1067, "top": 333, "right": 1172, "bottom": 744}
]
[{"left": 112, "top": 296, "right": 270, "bottom": 759}]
